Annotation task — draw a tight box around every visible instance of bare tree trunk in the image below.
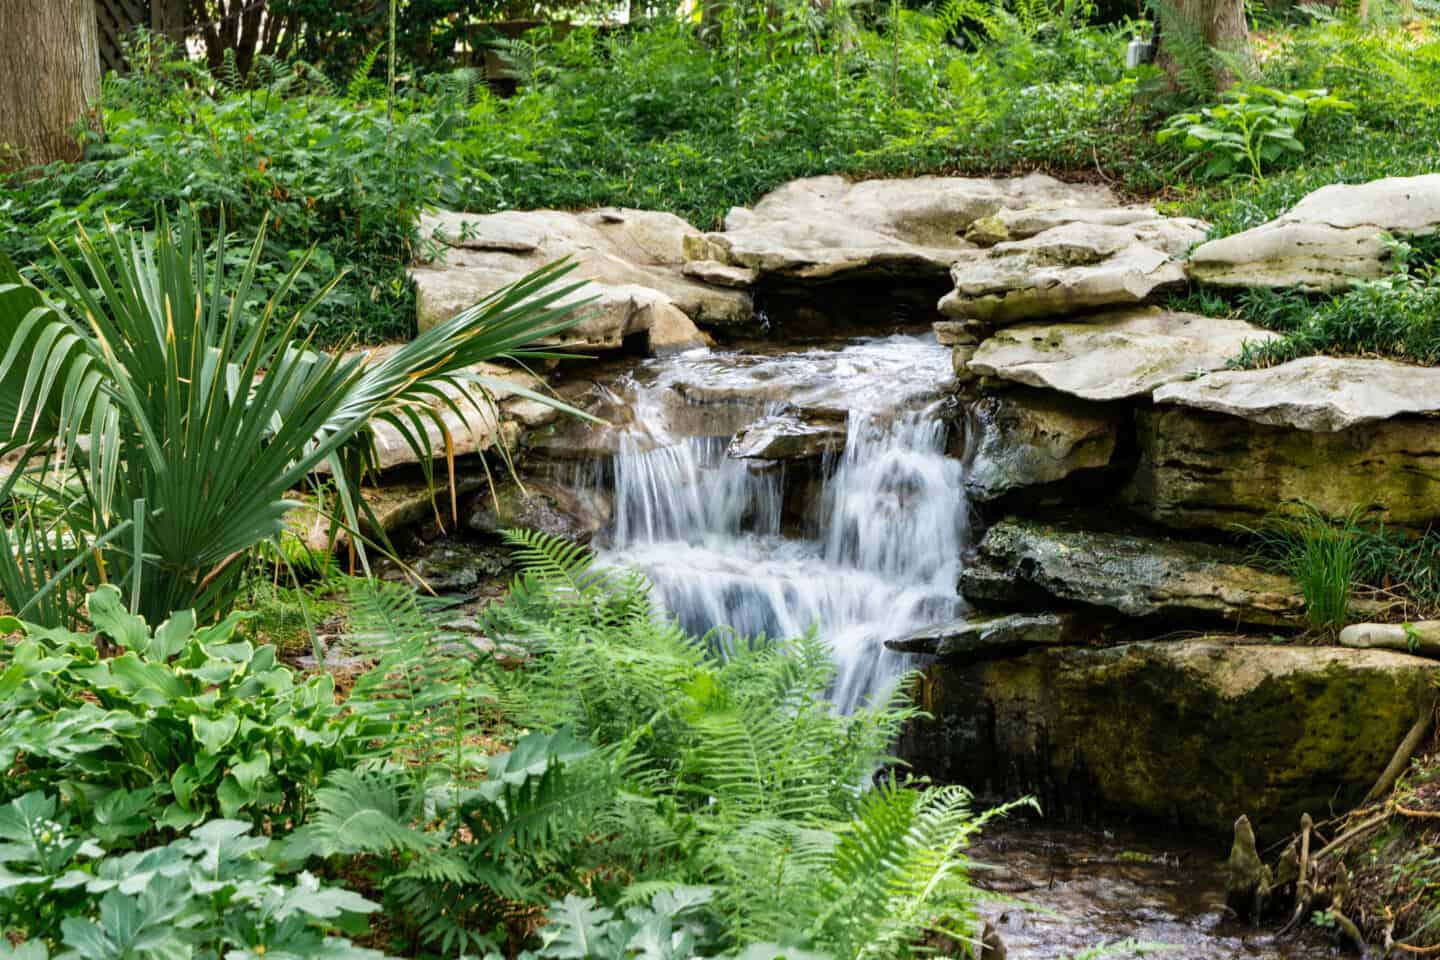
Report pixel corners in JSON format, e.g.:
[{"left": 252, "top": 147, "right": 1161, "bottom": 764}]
[
  {"left": 1157, "top": 0, "right": 1249, "bottom": 93},
  {"left": 0, "top": 0, "right": 101, "bottom": 171}
]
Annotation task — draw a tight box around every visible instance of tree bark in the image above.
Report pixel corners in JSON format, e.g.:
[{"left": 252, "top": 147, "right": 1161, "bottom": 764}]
[
  {"left": 1157, "top": 0, "right": 1250, "bottom": 93},
  {"left": 0, "top": 0, "right": 102, "bottom": 171}
]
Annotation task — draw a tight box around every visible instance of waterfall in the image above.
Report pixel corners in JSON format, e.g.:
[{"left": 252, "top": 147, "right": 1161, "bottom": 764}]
[{"left": 574, "top": 334, "right": 968, "bottom": 712}]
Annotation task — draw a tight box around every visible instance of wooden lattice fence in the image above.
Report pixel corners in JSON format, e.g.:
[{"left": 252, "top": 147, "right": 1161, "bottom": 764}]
[{"left": 94, "top": 0, "right": 187, "bottom": 72}]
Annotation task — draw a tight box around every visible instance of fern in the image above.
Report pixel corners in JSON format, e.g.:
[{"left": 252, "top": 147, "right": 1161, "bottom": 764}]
[{"left": 347, "top": 44, "right": 384, "bottom": 102}]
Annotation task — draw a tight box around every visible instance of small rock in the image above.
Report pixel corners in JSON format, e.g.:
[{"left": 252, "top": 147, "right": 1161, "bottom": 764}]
[
  {"left": 1340, "top": 621, "right": 1440, "bottom": 657},
  {"left": 884, "top": 611, "right": 1088, "bottom": 660},
  {"left": 729, "top": 412, "right": 847, "bottom": 460},
  {"left": 933, "top": 320, "right": 979, "bottom": 346},
  {"left": 964, "top": 390, "right": 1120, "bottom": 501}
]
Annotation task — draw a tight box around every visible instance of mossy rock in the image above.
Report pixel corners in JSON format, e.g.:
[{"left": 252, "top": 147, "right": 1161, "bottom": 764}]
[{"left": 903, "top": 639, "right": 1436, "bottom": 839}]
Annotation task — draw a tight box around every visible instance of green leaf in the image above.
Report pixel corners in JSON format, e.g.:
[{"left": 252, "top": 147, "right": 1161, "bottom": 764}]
[
  {"left": 85, "top": 586, "right": 150, "bottom": 654},
  {"left": 191, "top": 713, "right": 240, "bottom": 754}
]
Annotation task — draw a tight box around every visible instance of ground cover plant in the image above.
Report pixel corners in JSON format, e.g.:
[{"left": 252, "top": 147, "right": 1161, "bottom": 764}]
[
  {"left": 5, "top": 9, "right": 1439, "bottom": 354},
  {"left": 0, "top": 531, "right": 1014, "bottom": 958}
]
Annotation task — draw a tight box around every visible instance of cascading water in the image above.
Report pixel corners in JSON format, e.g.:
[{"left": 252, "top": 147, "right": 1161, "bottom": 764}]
[{"left": 569, "top": 334, "right": 968, "bottom": 713}]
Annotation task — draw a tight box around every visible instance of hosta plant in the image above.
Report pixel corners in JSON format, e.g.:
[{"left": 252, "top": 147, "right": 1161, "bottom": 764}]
[{"left": 1157, "top": 85, "right": 1353, "bottom": 179}]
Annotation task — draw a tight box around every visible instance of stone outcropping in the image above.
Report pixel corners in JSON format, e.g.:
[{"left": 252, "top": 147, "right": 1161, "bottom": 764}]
[
  {"left": 1188, "top": 174, "right": 1440, "bottom": 291},
  {"left": 903, "top": 639, "right": 1436, "bottom": 836},
  {"left": 966, "top": 308, "right": 1279, "bottom": 401},
  {"left": 885, "top": 611, "right": 1091, "bottom": 660},
  {"left": 963, "top": 390, "right": 1120, "bottom": 501},
  {"left": 1153, "top": 356, "right": 1440, "bottom": 432},
  {"left": 1126, "top": 407, "right": 1440, "bottom": 530},
  {"left": 411, "top": 208, "right": 752, "bottom": 349},
  {"left": 960, "top": 517, "right": 1310, "bottom": 627},
  {"left": 689, "top": 174, "right": 1115, "bottom": 281},
  {"left": 939, "top": 212, "right": 1206, "bottom": 324}
]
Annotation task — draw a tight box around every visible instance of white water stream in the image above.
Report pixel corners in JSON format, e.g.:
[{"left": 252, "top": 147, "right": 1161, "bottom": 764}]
[{"left": 570, "top": 334, "right": 968, "bottom": 712}]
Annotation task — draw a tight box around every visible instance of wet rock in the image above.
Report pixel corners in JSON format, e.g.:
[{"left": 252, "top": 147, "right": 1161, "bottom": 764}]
[
  {"left": 411, "top": 208, "right": 753, "bottom": 348},
  {"left": 1340, "top": 621, "right": 1440, "bottom": 657},
  {"left": 884, "top": 611, "right": 1089, "bottom": 660},
  {"left": 1189, "top": 174, "right": 1440, "bottom": 291},
  {"left": 960, "top": 517, "right": 1307, "bottom": 627},
  {"left": 1153, "top": 355, "right": 1440, "bottom": 432},
  {"left": 466, "top": 479, "right": 610, "bottom": 544},
  {"left": 694, "top": 174, "right": 1115, "bottom": 282},
  {"left": 938, "top": 214, "right": 1206, "bottom": 324},
  {"left": 932, "top": 319, "right": 980, "bottom": 346},
  {"left": 1125, "top": 407, "right": 1440, "bottom": 531},
  {"left": 287, "top": 472, "right": 491, "bottom": 556},
  {"left": 966, "top": 307, "right": 1279, "bottom": 401},
  {"left": 964, "top": 390, "right": 1121, "bottom": 501},
  {"left": 902, "top": 638, "right": 1438, "bottom": 836},
  {"left": 729, "top": 411, "right": 847, "bottom": 460},
  {"left": 411, "top": 541, "right": 484, "bottom": 594}
]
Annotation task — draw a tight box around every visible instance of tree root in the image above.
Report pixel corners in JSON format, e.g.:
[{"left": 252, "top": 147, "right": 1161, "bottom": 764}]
[{"left": 1365, "top": 693, "right": 1437, "bottom": 806}]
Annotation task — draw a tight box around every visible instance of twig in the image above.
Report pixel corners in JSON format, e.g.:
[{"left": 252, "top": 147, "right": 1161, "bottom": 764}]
[
  {"left": 1395, "top": 803, "right": 1440, "bottom": 820},
  {"left": 1313, "top": 809, "right": 1391, "bottom": 862}
]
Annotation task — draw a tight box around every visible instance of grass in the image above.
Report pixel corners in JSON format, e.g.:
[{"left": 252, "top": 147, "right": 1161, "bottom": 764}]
[{"left": 1247, "top": 505, "right": 1440, "bottom": 631}]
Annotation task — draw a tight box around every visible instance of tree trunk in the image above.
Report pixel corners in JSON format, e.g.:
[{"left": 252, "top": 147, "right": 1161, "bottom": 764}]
[
  {"left": 1157, "top": 0, "right": 1249, "bottom": 93},
  {"left": 0, "top": 0, "right": 101, "bottom": 171}
]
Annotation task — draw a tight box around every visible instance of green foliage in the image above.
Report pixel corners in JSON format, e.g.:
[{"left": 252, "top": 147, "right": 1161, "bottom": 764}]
[
  {"left": 0, "top": 210, "right": 583, "bottom": 626},
  {"left": 1230, "top": 236, "right": 1440, "bottom": 366},
  {"left": 1157, "top": 85, "right": 1353, "bottom": 179},
  {"left": 0, "top": 585, "right": 361, "bottom": 837},
  {"left": 0, "top": 797, "right": 385, "bottom": 957},
  {"left": 1249, "top": 506, "right": 1440, "bottom": 624}
]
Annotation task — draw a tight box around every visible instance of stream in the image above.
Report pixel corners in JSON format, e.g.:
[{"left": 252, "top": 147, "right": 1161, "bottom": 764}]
[{"left": 529, "top": 332, "right": 1339, "bottom": 958}]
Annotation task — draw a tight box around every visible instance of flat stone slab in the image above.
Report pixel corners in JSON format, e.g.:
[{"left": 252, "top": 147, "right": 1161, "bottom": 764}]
[
  {"left": 967, "top": 307, "right": 1280, "bottom": 401},
  {"left": 964, "top": 390, "right": 1120, "bottom": 501},
  {"left": 411, "top": 208, "right": 752, "bottom": 350},
  {"left": 960, "top": 517, "right": 1308, "bottom": 626},
  {"left": 1126, "top": 407, "right": 1440, "bottom": 531},
  {"left": 1154, "top": 356, "right": 1440, "bottom": 432},
  {"left": 940, "top": 214, "right": 1206, "bottom": 324},
  {"left": 692, "top": 174, "right": 1116, "bottom": 281},
  {"left": 1189, "top": 174, "right": 1440, "bottom": 291},
  {"left": 729, "top": 411, "right": 847, "bottom": 460},
  {"left": 884, "top": 611, "right": 1087, "bottom": 660},
  {"left": 901, "top": 638, "right": 1437, "bottom": 836}
]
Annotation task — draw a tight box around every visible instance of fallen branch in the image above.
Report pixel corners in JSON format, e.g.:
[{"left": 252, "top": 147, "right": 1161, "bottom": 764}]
[{"left": 1365, "top": 693, "right": 1438, "bottom": 805}]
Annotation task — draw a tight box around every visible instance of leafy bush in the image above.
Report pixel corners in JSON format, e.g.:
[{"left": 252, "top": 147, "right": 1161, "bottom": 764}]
[
  {"left": 0, "top": 585, "right": 362, "bottom": 837},
  {"left": 0, "top": 210, "right": 582, "bottom": 626},
  {"left": 0, "top": 795, "right": 383, "bottom": 957},
  {"left": 1157, "top": 85, "right": 1353, "bottom": 179}
]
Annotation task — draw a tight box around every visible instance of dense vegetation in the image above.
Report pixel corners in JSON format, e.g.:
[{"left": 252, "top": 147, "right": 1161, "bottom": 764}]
[
  {"left": 4, "top": 7, "right": 1439, "bottom": 347},
  {"left": 0, "top": 532, "right": 1023, "bottom": 959}
]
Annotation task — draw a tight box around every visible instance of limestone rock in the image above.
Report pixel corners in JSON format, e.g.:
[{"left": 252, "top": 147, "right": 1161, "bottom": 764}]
[
  {"left": 964, "top": 390, "right": 1120, "bottom": 501},
  {"left": 901, "top": 638, "right": 1437, "bottom": 835},
  {"left": 411, "top": 208, "right": 753, "bottom": 349},
  {"left": 966, "top": 307, "right": 1279, "bottom": 401},
  {"left": 939, "top": 214, "right": 1206, "bottom": 324},
  {"left": 1340, "top": 621, "right": 1440, "bottom": 658},
  {"left": 681, "top": 259, "right": 758, "bottom": 288},
  {"left": 466, "top": 478, "right": 611, "bottom": 544},
  {"left": 960, "top": 517, "right": 1308, "bottom": 626},
  {"left": 1126, "top": 407, "right": 1440, "bottom": 530},
  {"left": 1153, "top": 356, "right": 1440, "bottom": 432},
  {"left": 698, "top": 174, "right": 1115, "bottom": 282},
  {"left": 884, "top": 611, "right": 1089, "bottom": 660},
  {"left": 1189, "top": 174, "right": 1440, "bottom": 291},
  {"left": 729, "top": 411, "right": 847, "bottom": 460}
]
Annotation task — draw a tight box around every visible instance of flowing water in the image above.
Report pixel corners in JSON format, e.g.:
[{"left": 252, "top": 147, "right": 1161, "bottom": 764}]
[
  {"left": 568, "top": 334, "right": 965, "bottom": 711},
  {"left": 545, "top": 332, "right": 1336, "bottom": 957}
]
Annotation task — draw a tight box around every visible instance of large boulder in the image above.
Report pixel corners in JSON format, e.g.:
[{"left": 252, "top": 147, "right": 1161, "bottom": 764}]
[
  {"left": 966, "top": 308, "right": 1280, "bottom": 401},
  {"left": 411, "top": 208, "right": 752, "bottom": 349},
  {"left": 1125, "top": 407, "right": 1440, "bottom": 530},
  {"left": 963, "top": 389, "right": 1120, "bottom": 501},
  {"left": 900, "top": 639, "right": 1437, "bottom": 836},
  {"left": 692, "top": 174, "right": 1115, "bottom": 282},
  {"left": 960, "top": 517, "right": 1308, "bottom": 627},
  {"left": 1153, "top": 356, "right": 1440, "bottom": 432},
  {"left": 939, "top": 213, "right": 1206, "bottom": 324},
  {"left": 1189, "top": 175, "right": 1440, "bottom": 291}
]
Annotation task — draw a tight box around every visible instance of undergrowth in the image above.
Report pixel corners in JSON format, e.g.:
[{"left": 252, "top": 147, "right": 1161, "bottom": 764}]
[{"left": 0, "top": 530, "right": 1022, "bottom": 958}]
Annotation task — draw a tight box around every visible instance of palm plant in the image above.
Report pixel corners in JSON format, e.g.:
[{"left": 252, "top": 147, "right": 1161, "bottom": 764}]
[{"left": 0, "top": 209, "right": 587, "bottom": 627}]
